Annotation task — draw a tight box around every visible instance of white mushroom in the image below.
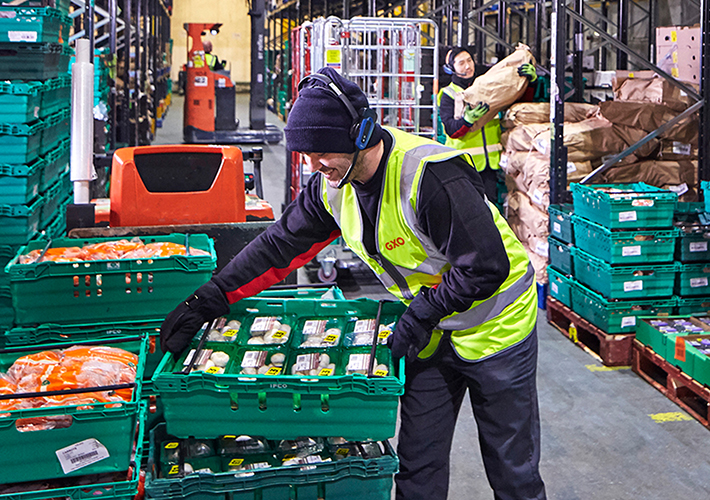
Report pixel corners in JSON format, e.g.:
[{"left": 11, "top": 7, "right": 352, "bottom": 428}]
[{"left": 210, "top": 351, "right": 230, "bottom": 367}]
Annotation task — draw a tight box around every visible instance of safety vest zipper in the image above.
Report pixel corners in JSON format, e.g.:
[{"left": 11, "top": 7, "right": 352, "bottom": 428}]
[{"left": 374, "top": 253, "right": 414, "bottom": 301}]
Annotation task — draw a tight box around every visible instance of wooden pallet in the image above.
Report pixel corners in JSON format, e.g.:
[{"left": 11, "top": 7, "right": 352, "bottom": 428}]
[
  {"left": 546, "top": 296, "right": 634, "bottom": 366},
  {"left": 632, "top": 340, "right": 710, "bottom": 430}
]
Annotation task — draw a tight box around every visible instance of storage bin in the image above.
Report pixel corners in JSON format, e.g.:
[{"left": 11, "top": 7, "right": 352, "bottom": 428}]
[
  {"left": 548, "top": 236, "right": 574, "bottom": 275},
  {"left": 0, "top": 120, "right": 43, "bottom": 164},
  {"left": 0, "top": 42, "right": 72, "bottom": 80},
  {"left": 0, "top": 156, "right": 44, "bottom": 205},
  {"left": 548, "top": 204, "right": 574, "bottom": 244},
  {"left": 0, "top": 80, "right": 42, "bottom": 122},
  {"left": 0, "top": 195, "right": 43, "bottom": 245},
  {"left": 547, "top": 266, "right": 575, "bottom": 308},
  {"left": 676, "top": 263, "right": 710, "bottom": 297},
  {"left": 0, "top": 7, "right": 71, "bottom": 44}
]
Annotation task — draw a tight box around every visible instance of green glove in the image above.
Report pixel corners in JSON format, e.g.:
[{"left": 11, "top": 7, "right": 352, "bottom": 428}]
[
  {"left": 463, "top": 102, "right": 490, "bottom": 124},
  {"left": 518, "top": 63, "right": 537, "bottom": 82}
]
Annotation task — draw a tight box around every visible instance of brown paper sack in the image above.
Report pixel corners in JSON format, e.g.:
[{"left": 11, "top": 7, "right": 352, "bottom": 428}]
[
  {"left": 501, "top": 123, "right": 549, "bottom": 152},
  {"left": 506, "top": 190, "right": 549, "bottom": 240},
  {"left": 461, "top": 44, "right": 535, "bottom": 132},
  {"left": 503, "top": 150, "right": 592, "bottom": 186},
  {"left": 501, "top": 102, "right": 599, "bottom": 129},
  {"left": 599, "top": 101, "right": 698, "bottom": 145},
  {"left": 656, "top": 139, "right": 698, "bottom": 160},
  {"left": 566, "top": 159, "right": 594, "bottom": 184},
  {"left": 522, "top": 242, "right": 549, "bottom": 285},
  {"left": 611, "top": 124, "right": 660, "bottom": 159},
  {"left": 614, "top": 77, "right": 696, "bottom": 112},
  {"left": 599, "top": 160, "right": 698, "bottom": 201},
  {"left": 534, "top": 116, "right": 627, "bottom": 162}
]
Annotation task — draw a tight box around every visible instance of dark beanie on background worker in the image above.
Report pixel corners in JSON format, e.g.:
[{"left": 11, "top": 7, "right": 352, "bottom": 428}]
[{"left": 284, "top": 67, "right": 383, "bottom": 153}]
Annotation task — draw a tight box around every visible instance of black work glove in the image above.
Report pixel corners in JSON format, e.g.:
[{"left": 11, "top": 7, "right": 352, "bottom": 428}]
[
  {"left": 387, "top": 287, "right": 444, "bottom": 362},
  {"left": 160, "top": 280, "right": 231, "bottom": 355}
]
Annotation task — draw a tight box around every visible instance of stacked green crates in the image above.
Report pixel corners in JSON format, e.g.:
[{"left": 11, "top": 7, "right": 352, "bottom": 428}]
[
  {"left": 547, "top": 204, "right": 575, "bottom": 308},
  {"left": 673, "top": 202, "right": 710, "bottom": 315},
  {"left": 566, "top": 183, "right": 678, "bottom": 335}
]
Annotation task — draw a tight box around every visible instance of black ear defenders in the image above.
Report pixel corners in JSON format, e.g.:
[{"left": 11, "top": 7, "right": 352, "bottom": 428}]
[
  {"left": 443, "top": 49, "right": 456, "bottom": 75},
  {"left": 297, "top": 72, "right": 376, "bottom": 151}
]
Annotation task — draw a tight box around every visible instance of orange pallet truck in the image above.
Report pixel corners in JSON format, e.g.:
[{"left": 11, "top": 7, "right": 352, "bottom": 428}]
[{"left": 183, "top": 22, "right": 282, "bottom": 145}]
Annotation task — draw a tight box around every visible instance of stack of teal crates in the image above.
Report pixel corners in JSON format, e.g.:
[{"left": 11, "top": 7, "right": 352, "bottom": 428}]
[
  {"left": 674, "top": 200, "right": 710, "bottom": 315},
  {"left": 0, "top": 1, "right": 73, "bottom": 333},
  {"left": 549, "top": 183, "right": 679, "bottom": 336}
]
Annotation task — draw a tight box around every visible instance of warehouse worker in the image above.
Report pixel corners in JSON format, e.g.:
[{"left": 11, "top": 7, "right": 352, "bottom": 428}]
[
  {"left": 438, "top": 46, "right": 538, "bottom": 201},
  {"left": 203, "top": 40, "right": 224, "bottom": 71},
  {"left": 160, "top": 67, "right": 546, "bottom": 500}
]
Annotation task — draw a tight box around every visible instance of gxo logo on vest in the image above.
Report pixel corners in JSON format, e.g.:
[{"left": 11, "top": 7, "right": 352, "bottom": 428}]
[{"left": 385, "top": 237, "right": 406, "bottom": 251}]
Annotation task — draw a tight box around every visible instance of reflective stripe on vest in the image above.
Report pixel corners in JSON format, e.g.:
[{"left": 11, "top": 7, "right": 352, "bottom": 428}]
[
  {"left": 321, "top": 127, "right": 537, "bottom": 361},
  {"left": 437, "top": 82, "right": 502, "bottom": 171}
]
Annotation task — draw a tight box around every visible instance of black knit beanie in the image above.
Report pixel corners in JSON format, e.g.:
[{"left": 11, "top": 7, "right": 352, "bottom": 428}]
[{"left": 285, "top": 67, "right": 382, "bottom": 153}]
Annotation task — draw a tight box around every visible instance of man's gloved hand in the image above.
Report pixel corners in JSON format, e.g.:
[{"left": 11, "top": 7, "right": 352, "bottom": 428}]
[
  {"left": 463, "top": 102, "right": 490, "bottom": 124},
  {"left": 517, "top": 63, "right": 537, "bottom": 82},
  {"left": 387, "top": 287, "right": 443, "bottom": 362},
  {"left": 160, "top": 280, "right": 231, "bottom": 355}
]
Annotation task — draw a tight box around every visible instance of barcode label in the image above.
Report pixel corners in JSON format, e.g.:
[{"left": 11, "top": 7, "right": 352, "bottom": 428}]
[
  {"left": 251, "top": 316, "right": 278, "bottom": 333},
  {"left": 551, "top": 282, "right": 559, "bottom": 294},
  {"left": 552, "top": 222, "right": 562, "bottom": 235},
  {"left": 623, "top": 280, "right": 643, "bottom": 292},
  {"left": 241, "top": 350, "right": 267, "bottom": 368},
  {"left": 621, "top": 316, "right": 636, "bottom": 328},
  {"left": 347, "top": 353, "right": 370, "bottom": 371},
  {"left": 8, "top": 31, "right": 37, "bottom": 42},
  {"left": 622, "top": 245, "right": 641, "bottom": 257},
  {"left": 354, "top": 319, "right": 376, "bottom": 334},
  {"left": 690, "top": 242, "right": 708, "bottom": 253},
  {"left": 690, "top": 277, "right": 708, "bottom": 288},
  {"left": 56, "top": 439, "right": 109, "bottom": 474},
  {"left": 619, "top": 211, "right": 637, "bottom": 222},
  {"left": 673, "top": 142, "right": 692, "bottom": 155},
  {"left": 303, "top": 320, "right": 327, "bottom": 335}
]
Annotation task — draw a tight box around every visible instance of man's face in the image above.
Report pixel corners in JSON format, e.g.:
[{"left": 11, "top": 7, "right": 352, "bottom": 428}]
[
  {"left": 301, "top": 152, "right": 357, "bottom": 188},
  {"left": 453, "top": 51, "right": 475, "bottom": 78}
]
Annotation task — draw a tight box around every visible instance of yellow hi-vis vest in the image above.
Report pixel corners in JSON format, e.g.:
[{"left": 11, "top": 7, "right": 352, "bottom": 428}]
[
  {"left": 321, "top": 127, "right": 537, "bottom": 361},
  {"left": 437, "top": 82, "right": 503, "bottom": 172},
  {"left": 206, "top": 53, "right": 218, "bottom": 70}
]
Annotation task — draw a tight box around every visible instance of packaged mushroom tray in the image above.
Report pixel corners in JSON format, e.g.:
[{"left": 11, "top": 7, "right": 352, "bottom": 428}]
[{"left": 152, "top": 297, "right": 408, "bottom": 441}]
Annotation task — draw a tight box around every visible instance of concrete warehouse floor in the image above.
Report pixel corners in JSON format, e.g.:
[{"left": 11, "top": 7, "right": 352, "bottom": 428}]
[{"left": 153, "top": 94, "right": 710, "bottom": 499}]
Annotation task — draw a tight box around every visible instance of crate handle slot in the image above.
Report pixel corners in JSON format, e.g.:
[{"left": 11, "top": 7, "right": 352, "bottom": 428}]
[
  {"left": 320, "top": 394, "right": 330, "bottom": 413},
  {"left": 292, "top": 393, "right": 301, "bottom": 412},
  {"left": 230, "top": 392, "right": 238, "bottom": 410},
  {"left": 258, "top": 392, "right": 267, "bottom": 411}
]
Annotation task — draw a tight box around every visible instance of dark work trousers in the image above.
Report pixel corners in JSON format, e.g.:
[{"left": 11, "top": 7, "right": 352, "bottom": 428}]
[
  {"left": 395, "top": 327, "right": 546, "bottom": 500},
  {"left": 478, "top": 166, "right": 499, "bottom": 205}
]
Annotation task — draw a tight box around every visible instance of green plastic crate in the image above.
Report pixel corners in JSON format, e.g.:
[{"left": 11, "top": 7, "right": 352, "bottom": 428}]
[
  {"left": 548, "top": 204, "right": 574, "bottom": 244},
  {"left": 571, "top": 182, "right": 677, "bottom": 230},
  {"left": 0, "top": 7, "right": 71, "bottom": 44},
  {"left": 663, "top": 331, "right": 710, "bottom": 377},
  {"left": 0, "top": 0, "right": 70, "bottom": 13},
  {"left": 0, "top": 285, "right": 12, "bottom": 330},
  {"left": 570, "top": 281, "right": 675, "bottom": 334},
  {"left": 0, "top": 120, "right": 43, "bottom": 164},
  {"left": 676, "top": 296, "right": 710, "bottom": 316},
  {"left": 40, "top": 74, "right": 70, "bottom": 118},
  {"left": 676, "top": 263, "right": 710, "bottom": 297},
  {"left": 39, "top": 169, "right": 69, "bottom": 227},
  {"left": 153, "top": 297, "right": 406, "bottom": 441},
  {"left": 0, "top": 335, "right": 148, "bottom": 484},
  {"left": 5, "top": 233, "right": 216, "bottom": 325},
  {"left": 676, "top": 230, "right": 710, "bottom": 263},
  {"left": 547, "top": 266, "right": 575, "bottom": 308},
  {"left": 146, "top": 422, "right": 397, "bottom": 500},
  {"left": 0, "top": 80, "right": 42, "bottom": 122},
  {"left": 0, "top": 195, "right": 43, "bottom": 245},
  {"left": 39, "top": 107, "right": 70, "bottom": 155},
  {"left": 0, "top": 42, "right": 72, "bottom": 80},
  {"left": 703, "top": 181, "right": 710, "bottom": 213},
  {"left": 40, "top": 136, "right": 69, "bottom": 191},
  {"left": 35, "top": 199, "right": 65, "bottom": 238},
  {"left": 548, "top": 237, "right": 574, "bottom": 275},
  {"left": 573, "top": 216, "right": 677, "bottom": 264},
  {"left": 636, "top": 317, "right": 685, "bottom": 354},
  {"left": 573, "top": 248, "right": 677, "bottom": 299},
  {"left": 0, "top": 156, "right": 44, "bottom": 205}
]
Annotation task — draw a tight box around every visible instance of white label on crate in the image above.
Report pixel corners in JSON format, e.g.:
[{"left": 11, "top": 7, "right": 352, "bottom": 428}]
[
  {"left": 194, "top": 76, "right": 208, "bottom": 87},
  {"left": 621, "top": 316, "right": 637, "bottom": 328},
  {"left": 550, "top": 282, "right": 559, "bottom": 294},
  {"left": 623, "top": 280, "right": 643, "bottom": 292},
  {"left": 690, "top": 277, "right": 709, "bottom": 288},
  {"left": 354, "top": 319, "right": 376, "bottom": 334},
  {"left": 690, "top": 241, "right": 708, "bottom": 253},
  {"left": 56, "top": 439, "right": 109, "bottom": 474},
  {"left": 303, "top": 319, "right": 327, "bottom": 335},
  {"left": 347, "top": 353, "right": 371, "bottom": 372},
  {"left": 8, "top": 31, "right": 37, "bottom": 42},
  {"left": 535, "top": 240, "right": 549, "bottom": 257},
  {"left": 567, "top": 162, "right": 577, "bottom": 173},
  {"left": 553, "top": 222, "right": 562, "bottom": 235},
  {"left": 668, "top": 183, "right": 689, "bottom": 196},
  {"left": 531, "top": 189, "right": 545, "bottom": 206},
  {"left": 619, "top": 211, "right": 637, "bottom": 222},
  {"left": 673, "top": 142, "right": 692, "bottom": 155},
  {"left": 622, "top": 245, "right": 642, "bottom": 257},
  {"left": 498, "top": 154, "right": 509, "bottom": 171}
]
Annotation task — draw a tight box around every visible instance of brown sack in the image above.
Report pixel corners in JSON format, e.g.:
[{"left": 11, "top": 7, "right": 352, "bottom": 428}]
[
  {"left": 501, "top": 102, "right": 599, "bottom": 129},
  {"left": 566, "top": 160, "right": 594, "bottom": 184},
  {"left": 599, "top": 160, "right": 698, "bottom": 201},
  {"left": 614, "top": 77, "right": 697, "bottom": 112},
  {"left": 611, "top": 124, "right": 660, "bottom": 159},
  {"left": 599, "top": 101, "right": 698, "bottom": 145},
  {"left": 522, "top": 242, "right": 549, "bottom": 285},
  {"left": 534, "top": 116, "right": 625, "bottom": 162},
  {"left": 656, "top": 139, "right": 698, "bottom": 160},
  {"left": 462, "top": 44, "right": 534, "bottom": 131},
  {"left": 501, "top": 123, "right": 549, "bottom": 152},
  {"left": 506, "top": 190, "right": 549, "bottom": 240}
]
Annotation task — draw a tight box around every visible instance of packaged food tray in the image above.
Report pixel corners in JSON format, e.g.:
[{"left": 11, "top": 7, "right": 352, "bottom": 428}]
[
  {"left": 573, "top": 216, "right": 677, "bottom": 264},
  {"left": 152, "top": 297, "right": 406, "bottom": 441},
  {"left": 571, "top": 182, "right": 677, "bottom": 229},
  {"left": 572, "top": 248, "right": 676, "bottom": 299},
  {"left": 0, "top": 335, "right": 148, "bottom": 484},
  {"left": 5, "top": 233, "right": 216, "bottom": 325}
]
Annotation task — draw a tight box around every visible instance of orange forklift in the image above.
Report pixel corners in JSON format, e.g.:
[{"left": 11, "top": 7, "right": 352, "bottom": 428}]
[{"left": 183, "top": 21, "right": 282, "bottom": 145}]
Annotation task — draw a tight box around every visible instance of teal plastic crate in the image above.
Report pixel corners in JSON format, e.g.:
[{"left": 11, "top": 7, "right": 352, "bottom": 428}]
[
  {"left": 676, "top": 296, "right": 710, "bottom": 316},
  {"left": 6, "top": 233, "right": 216, "bottom": 325},
  {"left": 35, "top": 198, "right": 65, "bottom": 238},
  {"left": 573, "top": 248, "right": 677, "bottom": 299},
  {"left": 0, "top": 42, "right": 72, "bottom": 80},
  {"left": 153, "top": 297, "right": 406, "bottom": 441},
  {"left": 635, "top": 316, "right": 687, "bottom": 354},
  {"left": 676, "top": 228, "right": 710, "bottom": 263},
  {"left": 40, "top": 74, "right": 70, "bottom": 118},
  {"left": 256, "top": 286, "right": 346, "bottom": 300},
  {"left": 676, "top": 263, "right": 710, "bottom": 297},
  {"left": 0, "top": 7, "right": 71, "bottom": 44},
  {"left": 547, "top": 266, "right": 575, "bottom": 307},
  {"left": 573, "top": 216, "right": 677, "bottom": 264},
  {"left": 0, "top": 285, "right": 12, "bottom": 330},
  {"left": 0, "top": 80, "right": 42, "bottom": 122},
  {"left": 0, "top": 335, "right": 147, "bottom": 484},
  {"left": 38, "top": 169, "right": 69, "bottom": 227},
  {"left": 571, "top": 182, "right": 677, "bottom": 229},
  {"left": 548, "top": 204, "right": 574, "bottom": 244},
  {"left": 548, "top": 237, "right": 574, "bottom": 275},
  {"left": 40, "top": 136, "right": 69, "bottom": 191},
  {"left": 39, "top": 107, "right": 69, "bottom": 155},
  {"left": 703, "top": 181, "right": 710, "bottom": 213},
  {"left": 0, "top": 156, "right": 44, "bottom": 205},
  {"left": 571, "top": 281, "right": 675, "bottom": 334},
  {"left": 0, "top": 0, "right": 70, "bottom": 13},
  {"left": 145, "top": 422, "right": 397, "bottom": 500},
  {"left": 0, "top": 195, "right": 43, "bottom": 245},
  {"left": 0, "top": 120, "right": 44, "bottom": 164}
]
